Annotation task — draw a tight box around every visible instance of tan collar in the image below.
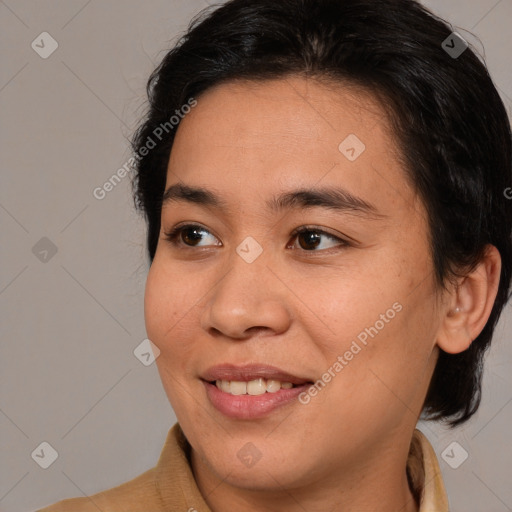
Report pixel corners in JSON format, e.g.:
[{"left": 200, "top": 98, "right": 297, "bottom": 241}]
[
  {"left": 408, "top": 429, "right": 450, "bottom": 511},
  {"left": 154, "top": 422, "right": 212, "bottom": 510},
  {"left": 156, "top": 424, "right": 449, "bottom": 511}
]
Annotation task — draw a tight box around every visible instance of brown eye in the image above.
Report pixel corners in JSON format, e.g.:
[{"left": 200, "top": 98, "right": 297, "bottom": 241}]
[
  {"left": 164, "top": 224, "right": 221, "bottom": 247},
  {"left": 290, "top": 227, "right": 348, "bottom": 252},
  {"left": 297, "top": 231, "right": 322, "bottom": 250},
  {"left": 180, "top": 226, "right": 205, "bottom": 246}
]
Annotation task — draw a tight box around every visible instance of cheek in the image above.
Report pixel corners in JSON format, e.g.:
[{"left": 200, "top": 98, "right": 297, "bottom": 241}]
[
  {"left": 144, "top": 258, "right": 196, "bottom": 346},
  {"left": 144, "top": 264, "right": 172, "bottom": 345},
  {"left": 331, "top": 292, "right": 436, "bottom": 421},
  {"left": 302, "top": 259, "right": 435, "bottom": 400},
  {"left": 290, "top": 265, "right": 403, "bottom": 358},
  {"left": 144, "top": 261, "right": 202, "bottom": 411},
  {"left": 144, "top": 257, "right": 213, "bottom": 383}
]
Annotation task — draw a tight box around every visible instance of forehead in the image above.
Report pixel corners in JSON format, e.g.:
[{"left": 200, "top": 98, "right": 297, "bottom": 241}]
[
  {"left": 166, "top": 76, "right": 417, "bottom": 218},
  {"left": 174, "top": 76, "right": 388, "bottom": 149}
]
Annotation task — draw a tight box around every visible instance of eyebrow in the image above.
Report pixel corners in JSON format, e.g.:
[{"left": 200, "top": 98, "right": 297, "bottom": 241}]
[{"left": 162, "top": 183, "right": 385, "bottom": 219}]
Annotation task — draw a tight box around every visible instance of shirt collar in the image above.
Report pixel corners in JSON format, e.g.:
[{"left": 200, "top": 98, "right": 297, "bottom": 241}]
[{"left": 410, "top": 429, "right": 450, "bottom": 511}]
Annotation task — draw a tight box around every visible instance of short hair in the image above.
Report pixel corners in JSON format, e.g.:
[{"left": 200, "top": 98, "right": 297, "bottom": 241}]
[{"left": 131, "top": 0, "right": 512, "bottom": 426}]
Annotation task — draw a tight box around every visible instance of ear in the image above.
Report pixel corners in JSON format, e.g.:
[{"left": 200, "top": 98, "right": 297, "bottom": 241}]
[{"left": 436, "top": 244, "right": 501, "bottom": 354}]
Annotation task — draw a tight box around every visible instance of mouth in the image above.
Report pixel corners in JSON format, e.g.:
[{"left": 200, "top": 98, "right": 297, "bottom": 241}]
[
  {"left": 205, "top": 378, "right": 305, "bottom": 395},
  {"left": 200, "top": 364, "right": 314, "bottom": 419}
]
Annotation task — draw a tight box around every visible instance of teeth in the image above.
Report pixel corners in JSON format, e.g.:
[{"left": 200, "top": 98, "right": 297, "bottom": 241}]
[
  {"left": 215, "top": 378, "right": 296, "bottom": 395},
  {"left": 266, "top": 379, "right": 282, "bottom": 393},
  {"left": 247, "top": 378, "right": 266, "bottom": 395},
  {"left": 229, "top": 381, "right": 247, "bottom": 395}
]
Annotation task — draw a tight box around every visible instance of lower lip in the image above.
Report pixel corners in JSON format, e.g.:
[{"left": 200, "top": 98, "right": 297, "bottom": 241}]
[{"left": 203, "top": 380, "right": 311, "bottom": 420}]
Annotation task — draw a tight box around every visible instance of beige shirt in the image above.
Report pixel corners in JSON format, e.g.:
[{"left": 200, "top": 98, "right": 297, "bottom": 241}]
[{"left": 37, "top": 424, "right": 449, "bottom": 512}]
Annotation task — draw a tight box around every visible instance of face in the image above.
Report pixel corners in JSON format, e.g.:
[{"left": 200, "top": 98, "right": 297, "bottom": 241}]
[{"left": 144, "top": 76, "right": 443, "bottom": 491}]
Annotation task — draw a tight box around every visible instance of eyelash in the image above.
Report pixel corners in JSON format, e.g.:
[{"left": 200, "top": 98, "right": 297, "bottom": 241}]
[{"left": 163, "top": 223, "right": 350, "bottom": 252}]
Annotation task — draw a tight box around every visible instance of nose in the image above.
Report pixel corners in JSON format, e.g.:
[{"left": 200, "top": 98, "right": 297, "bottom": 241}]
[{"left": 199, "top": 250, "right": 292, "bottom": 340}]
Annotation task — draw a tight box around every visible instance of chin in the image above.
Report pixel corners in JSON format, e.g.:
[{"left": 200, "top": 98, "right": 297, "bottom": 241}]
[{"left": 216, "top": 459, "right": 303, "bottom": 491}]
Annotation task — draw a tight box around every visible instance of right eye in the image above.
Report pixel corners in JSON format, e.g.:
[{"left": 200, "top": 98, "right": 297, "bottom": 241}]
[{"left": 163, "top": 224, "right": 222, "bottom": 248}]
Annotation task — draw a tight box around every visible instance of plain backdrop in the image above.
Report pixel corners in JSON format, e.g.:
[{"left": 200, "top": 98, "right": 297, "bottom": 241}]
[{"left": 1, "top": 1, "right": 511, "bottom": 511}]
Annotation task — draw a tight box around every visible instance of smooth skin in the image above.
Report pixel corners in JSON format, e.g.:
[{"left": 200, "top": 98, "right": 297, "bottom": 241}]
[{"left": 144, "top": 76, "right": 501, "bottom": 512}]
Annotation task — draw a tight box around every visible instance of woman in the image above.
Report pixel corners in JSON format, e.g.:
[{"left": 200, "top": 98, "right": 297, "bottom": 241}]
[{"left": 38, "top": 0, "right": 511, "bottom": 510}]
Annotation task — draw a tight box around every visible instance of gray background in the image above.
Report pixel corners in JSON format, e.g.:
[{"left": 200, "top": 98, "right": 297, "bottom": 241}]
[{"left": 0, "top": 1, "right": 511, "bottom": 511}]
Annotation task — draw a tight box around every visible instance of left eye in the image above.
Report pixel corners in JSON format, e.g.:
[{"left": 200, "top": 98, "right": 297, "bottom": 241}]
[
  {"left": 163, "top": 224, "right": 348, "bottom": 251},
  {"left": 288, "top": 227, "right": 347, "bottom": 251}
]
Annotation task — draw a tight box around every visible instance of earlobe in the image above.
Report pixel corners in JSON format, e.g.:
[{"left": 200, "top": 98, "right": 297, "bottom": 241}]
[
  {"left": 436, "top": 244, "right": 501, "bottom": 355},
  {"left": 437, "top": 304, "right": 472, "bottom": 354}
]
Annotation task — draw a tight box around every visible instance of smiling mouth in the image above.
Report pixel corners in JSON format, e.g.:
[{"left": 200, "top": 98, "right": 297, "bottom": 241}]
[
  {"left": 202, "top": 375, "right": 314, "bottom": 419},
  {"left": 207, "top": 378, "right": 310, "bottom": 395}
]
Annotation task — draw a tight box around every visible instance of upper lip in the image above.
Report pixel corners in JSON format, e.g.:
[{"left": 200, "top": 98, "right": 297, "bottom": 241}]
[{"left": 201, "top": 364, "right": 313, "bottom": 385}]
